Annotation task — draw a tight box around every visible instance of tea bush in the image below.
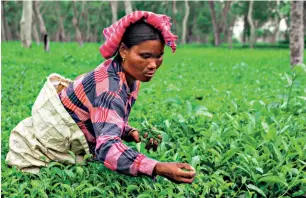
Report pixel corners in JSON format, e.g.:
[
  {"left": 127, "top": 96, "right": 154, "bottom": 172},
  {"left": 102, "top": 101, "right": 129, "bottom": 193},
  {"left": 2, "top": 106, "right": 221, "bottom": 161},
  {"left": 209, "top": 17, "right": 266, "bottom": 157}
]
[{"left": 1, "top": 42, "right": 306, "bottom": 197}]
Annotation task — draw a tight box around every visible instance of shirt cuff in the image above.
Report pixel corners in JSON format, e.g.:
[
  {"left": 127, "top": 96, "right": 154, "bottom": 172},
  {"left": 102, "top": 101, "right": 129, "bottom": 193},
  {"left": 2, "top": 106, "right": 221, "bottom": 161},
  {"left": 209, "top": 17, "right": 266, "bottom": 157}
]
[
  {"left": 123, "top": 125, "right": 136, "bottom": 138},
  {"left": 139, "top": 157, "right": 158, "bottom": 177}
]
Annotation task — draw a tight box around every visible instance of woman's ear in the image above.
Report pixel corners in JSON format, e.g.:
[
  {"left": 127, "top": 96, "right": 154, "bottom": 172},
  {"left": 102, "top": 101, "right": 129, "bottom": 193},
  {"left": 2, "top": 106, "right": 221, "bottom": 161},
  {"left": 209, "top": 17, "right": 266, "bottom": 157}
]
[{"left": 119, "top": 43, "right": 129, "bottom": 59}]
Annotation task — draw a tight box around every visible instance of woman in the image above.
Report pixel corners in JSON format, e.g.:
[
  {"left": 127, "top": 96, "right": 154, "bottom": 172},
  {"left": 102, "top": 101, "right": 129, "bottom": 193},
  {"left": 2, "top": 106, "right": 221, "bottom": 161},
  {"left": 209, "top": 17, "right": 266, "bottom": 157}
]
[{"left": 6, "top": 11, "right": 196, "bottom": 184}]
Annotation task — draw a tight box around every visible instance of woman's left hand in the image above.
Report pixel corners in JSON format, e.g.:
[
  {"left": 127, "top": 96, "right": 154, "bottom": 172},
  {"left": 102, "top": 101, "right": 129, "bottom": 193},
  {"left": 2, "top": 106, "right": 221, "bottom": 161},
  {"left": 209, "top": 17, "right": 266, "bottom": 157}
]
[
  {"left": 124, "top": 130, "right": 162, "bottom": 152},
  {"left": 124, "top": 130, "right": 141, "bottom": 143},
  {"left": 143, "top": 132, "right": 162, "bottom": 152}
]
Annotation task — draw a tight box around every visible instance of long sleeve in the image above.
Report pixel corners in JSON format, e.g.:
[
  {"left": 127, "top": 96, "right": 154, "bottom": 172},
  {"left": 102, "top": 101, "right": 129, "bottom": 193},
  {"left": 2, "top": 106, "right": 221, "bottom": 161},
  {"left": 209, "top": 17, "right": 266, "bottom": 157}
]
[
  {"left": 121, "top": 123, "right": 137, "bottom": 141},
  {"left": 91, "top": 91, "right": 158, "bottom": 177},
  {"left": 125, "top": 124, "right": 136, "bottom": 134}
]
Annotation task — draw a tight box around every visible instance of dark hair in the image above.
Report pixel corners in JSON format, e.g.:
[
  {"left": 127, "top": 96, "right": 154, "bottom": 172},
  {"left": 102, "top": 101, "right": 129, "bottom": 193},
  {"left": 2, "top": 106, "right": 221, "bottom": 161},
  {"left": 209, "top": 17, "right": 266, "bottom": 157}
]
[{"left": 115, "top": 20, "right": 165, "bottom": 61}]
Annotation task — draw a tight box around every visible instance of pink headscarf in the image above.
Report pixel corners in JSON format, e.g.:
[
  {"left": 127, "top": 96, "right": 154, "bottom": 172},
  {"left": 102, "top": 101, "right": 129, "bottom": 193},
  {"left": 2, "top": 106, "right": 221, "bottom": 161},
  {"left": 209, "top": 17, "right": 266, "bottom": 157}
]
[{"left": 99, "top": 11, "right": 178, "bottom": 59}]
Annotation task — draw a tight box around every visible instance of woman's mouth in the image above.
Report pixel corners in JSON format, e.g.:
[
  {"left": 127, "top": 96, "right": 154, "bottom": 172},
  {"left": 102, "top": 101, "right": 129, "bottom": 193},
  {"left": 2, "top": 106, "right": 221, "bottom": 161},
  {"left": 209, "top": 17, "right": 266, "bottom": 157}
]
[{"left": 144, "top": 72, "right": 155, "bottom": 78}]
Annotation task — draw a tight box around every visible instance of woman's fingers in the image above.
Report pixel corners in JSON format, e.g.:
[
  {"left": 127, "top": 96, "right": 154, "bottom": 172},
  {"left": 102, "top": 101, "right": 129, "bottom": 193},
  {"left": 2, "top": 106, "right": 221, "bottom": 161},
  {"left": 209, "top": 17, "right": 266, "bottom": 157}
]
[
  {"left": 176, "top": 163, "right": 196, "bottom": 178},
  {"left": 178, "top": 177, "right": 195, "bottom": 184},
  {"left": 152, "top": 140, "right": 158, "bottom": 151},
  {"left": 142, "top": 133, "right": 161, "bottom": 152},
  {"left": 146, "top": 138, "right": 159, "bottom": 151},
  {"left": 129, "top": 130, "right": 141, "bottom": 143},
  {"left": 157, "top": 134, "right": 162, "bottom": 141},
  {"left": 177, "top": 168, "right": 196, "bottom": 178},
  {"left": 126, "top": 130, "right": 162, "bottom": 152},
  {"left": 145, "top": 138, "right": 154, "bottom": 150},
  {"left": 143, "top": 132, "right": 148, "bottom": 138},
  {"left": 145, "top": 140, "right": 151, "bottom": 150},
  {"left": 154, "top": 162, "right": 196, "bottom": 184},
  {"left": 177, "top": 163, "right": 195, "bottom": 172}
]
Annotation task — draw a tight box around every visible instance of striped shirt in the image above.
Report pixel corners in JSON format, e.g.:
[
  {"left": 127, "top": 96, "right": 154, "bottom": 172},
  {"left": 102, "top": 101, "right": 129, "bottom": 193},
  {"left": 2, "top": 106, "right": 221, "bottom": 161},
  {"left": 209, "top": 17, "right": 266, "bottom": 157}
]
[{"left": 59, "top": 59, "right": 158, "bottom": 177}]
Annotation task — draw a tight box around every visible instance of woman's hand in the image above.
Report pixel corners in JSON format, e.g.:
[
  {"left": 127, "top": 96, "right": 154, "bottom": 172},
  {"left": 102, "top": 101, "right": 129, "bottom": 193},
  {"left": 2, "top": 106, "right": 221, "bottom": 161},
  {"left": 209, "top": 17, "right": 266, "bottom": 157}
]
[
  {"left": 142, "top": 132, "right": 162, "bottom": 151},
  {"left": 153, "top": 162, "right": 196, "bottom": 184},
  {"left": 124, "top": 130, "right": 141, "bottom": 143},
  {"left": 124, "top": 130, "right": 161, "bottom": 152}
]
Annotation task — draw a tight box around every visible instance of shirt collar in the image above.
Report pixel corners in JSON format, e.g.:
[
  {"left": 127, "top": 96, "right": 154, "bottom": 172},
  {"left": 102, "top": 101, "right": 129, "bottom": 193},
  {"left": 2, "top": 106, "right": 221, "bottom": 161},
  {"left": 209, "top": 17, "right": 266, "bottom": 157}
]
[{"left": 112, "top": 59, "right": 137, "bottom": 95}]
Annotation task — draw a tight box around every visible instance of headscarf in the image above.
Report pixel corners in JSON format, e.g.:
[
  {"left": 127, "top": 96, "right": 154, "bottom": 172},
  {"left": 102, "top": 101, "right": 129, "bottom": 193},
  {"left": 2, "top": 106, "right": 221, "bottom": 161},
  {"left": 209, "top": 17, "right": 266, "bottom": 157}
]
[{"left": 99, "top": 11, "right": 178, "bottom": 59}]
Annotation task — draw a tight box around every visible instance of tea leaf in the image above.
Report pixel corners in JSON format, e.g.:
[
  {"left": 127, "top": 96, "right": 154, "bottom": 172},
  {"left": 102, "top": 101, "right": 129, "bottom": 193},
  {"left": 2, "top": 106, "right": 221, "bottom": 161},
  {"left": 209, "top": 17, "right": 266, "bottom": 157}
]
[
  {"left": 127, "top": 185, "right": 139, "bottom": 193},
  {"left": 246, "top": 184, "right": 266, "bottom": 198},
  {"left": 191, "top": 155, "right": 200, "bottom": 168},
  {"left": 258, "top": 176, "right": 288, "bottom": 187}
]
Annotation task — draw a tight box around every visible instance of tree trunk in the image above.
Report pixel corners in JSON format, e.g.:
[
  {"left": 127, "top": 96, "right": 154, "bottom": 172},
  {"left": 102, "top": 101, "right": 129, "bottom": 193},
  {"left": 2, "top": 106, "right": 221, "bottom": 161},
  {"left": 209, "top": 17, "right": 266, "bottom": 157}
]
[
  {"left": 84, "top": 6, "right": 90, "bottom": 42},
  {"left": 86, "top": 16, "right": 90, "bottom": 42},
  {"left": 2, "top": 2, "right": 13, "bottom": 41},
  {"left": 124, "top": 0, "right": 133, "bottom": 15},
  {"left": 270, "top": 0, "right": 281, "bottom": 44},
  {"left": 33, "top": 1, "right": 49, "bottom": 51},
  {"left": 219, "top": 1, "right": 231, "bottom": 35},
  {"left": 72, "top": 1, "right": 83, "bottom": 46},
  {"left": 67, "top": 33, "right": 71, "bottom": 42},
  {"left": 93, "top": 27, "right": 98, "bottom": 42},
  {"left": 209, "top": 1, "right": 220, "bottom": 46},
  {"left": 56, "top": 2, "right": 67, "bottom": 42},
  {"left": 242, "top": 15, "right": 248, "bottom": 44},
  {"left": 11, "top": 15, "right": 19, "bottom": 40},
  {"left": 79, "top": 1, "right": 86, "bottom": 42},
  {"left": 20, "top": 1, "right": 32, "bottom": 48},
  {"left": 290, "top": 1, "right": 304, "bottom": 66},
  {"left": 32, "top": 19, "right": 40, "bottom": 45},
  {"left": 228, "top": 18, "right": 236, "bottom": 49},
  {"left": 228, "top": 26, "right": 233, "bottom": 49},
  {"left": 172, "top": 1, "right": 177, "bottom": 31},
  {"left": 110, "top": 1, "right": 118, "bottom": 23},
  {"left": 247, "top": 0, "right": 255, "bottom": 48},
  {"left": 55, "top": 28, "right": 60, "bottom": 42},
  {"left": 270, "top": 19, "right": 280, "bottom": 44},
  {"left": 303, "top": 1, "right": 306, "bottom": 36},
  {"left": 59, "top": 16, "right": 67, "bottom": 42},
  {"left": 181, "top": 0, "right": 190, "bottom": 44},
  {"left": 1, "top": 1, "right": 6, "bottom": 41},
  {"left": 192, "top": 13, "right": 200, "bottom": 43}
]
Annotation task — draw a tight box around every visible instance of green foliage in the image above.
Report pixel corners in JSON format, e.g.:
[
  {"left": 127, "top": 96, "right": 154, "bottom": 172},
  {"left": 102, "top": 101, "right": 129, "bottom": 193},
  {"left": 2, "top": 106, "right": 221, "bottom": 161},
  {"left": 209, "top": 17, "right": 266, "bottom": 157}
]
[
  {"left": 3, "top": 1, "right": 292, "bottom": 45},
  {"left": 232, "top": 1, "right": 291, "bottom": 43},
  {"left": 2, "top": 42, "right": 306, "bottom": 197}
]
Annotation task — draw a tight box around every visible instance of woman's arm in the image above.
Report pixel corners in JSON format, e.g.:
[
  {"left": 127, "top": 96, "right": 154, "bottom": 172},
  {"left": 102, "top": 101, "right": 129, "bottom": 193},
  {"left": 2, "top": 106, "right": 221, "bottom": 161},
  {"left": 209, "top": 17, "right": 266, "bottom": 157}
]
[
  {"left": 92, "top": 91, "right": 196, "bottom": 183},
  {"left": 91, "top": 91, "right": 157, "bottom": 177},
  {"left": 153, "top": 162, "right": 196, "bottom": 184},
  {"left": 121, "top": 124, "right": 138, "bottom": 142}
]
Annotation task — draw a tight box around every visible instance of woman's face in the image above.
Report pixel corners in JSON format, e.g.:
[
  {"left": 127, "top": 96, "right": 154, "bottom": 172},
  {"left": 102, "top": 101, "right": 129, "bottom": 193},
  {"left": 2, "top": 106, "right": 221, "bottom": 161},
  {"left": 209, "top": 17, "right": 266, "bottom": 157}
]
[{"left": 119, "top": 40, "right": 165, "bottom": 84}]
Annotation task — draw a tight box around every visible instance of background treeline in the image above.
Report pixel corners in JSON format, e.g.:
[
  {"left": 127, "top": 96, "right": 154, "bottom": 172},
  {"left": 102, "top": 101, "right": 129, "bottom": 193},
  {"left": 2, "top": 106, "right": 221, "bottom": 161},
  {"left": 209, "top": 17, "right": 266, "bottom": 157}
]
[{"left": 2, "top": 1, "right": 305, "bottom": 46}]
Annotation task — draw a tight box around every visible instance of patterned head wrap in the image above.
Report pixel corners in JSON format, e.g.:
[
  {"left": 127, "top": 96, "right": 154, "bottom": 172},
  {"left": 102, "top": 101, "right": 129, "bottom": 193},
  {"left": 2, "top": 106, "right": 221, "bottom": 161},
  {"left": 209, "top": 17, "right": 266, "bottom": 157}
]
[{"left": 99, "top": 11, "right": 178, "bottom": 59}]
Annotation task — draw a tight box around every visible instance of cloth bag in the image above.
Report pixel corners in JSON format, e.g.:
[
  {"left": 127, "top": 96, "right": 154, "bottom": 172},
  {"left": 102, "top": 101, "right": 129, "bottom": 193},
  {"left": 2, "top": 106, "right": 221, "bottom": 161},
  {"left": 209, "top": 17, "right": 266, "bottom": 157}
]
[{"left": 5, "top": 73, "right": 90, "bottom": 174}]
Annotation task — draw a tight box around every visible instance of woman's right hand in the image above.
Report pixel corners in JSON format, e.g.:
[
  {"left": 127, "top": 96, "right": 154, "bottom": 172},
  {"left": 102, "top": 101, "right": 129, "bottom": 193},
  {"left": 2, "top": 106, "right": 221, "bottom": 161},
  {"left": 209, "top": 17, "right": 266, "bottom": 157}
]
[{"left": 153, "top": 162, "right": 196, "bottom": 184}]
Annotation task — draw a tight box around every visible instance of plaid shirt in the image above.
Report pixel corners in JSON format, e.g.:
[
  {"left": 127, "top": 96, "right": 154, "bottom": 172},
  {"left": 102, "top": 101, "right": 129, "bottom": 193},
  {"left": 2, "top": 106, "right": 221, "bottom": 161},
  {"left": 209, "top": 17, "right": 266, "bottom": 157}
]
[{"left": 59, "top": 59, "right": 158, "bottom": 177}]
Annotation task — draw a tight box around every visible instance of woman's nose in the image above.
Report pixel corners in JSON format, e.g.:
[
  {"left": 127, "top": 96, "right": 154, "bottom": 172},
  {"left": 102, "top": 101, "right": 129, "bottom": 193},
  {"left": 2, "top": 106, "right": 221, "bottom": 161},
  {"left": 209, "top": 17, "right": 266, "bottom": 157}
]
[{"left": 148, "top": 60, "right": 157, "bottom": 69}]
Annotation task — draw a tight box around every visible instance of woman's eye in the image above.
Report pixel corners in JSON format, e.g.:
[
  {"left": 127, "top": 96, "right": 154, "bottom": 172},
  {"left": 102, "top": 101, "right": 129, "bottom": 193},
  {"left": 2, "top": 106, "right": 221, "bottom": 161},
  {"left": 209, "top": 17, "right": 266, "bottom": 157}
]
[{"left": 140, "top": 54, "right": 150, "bottom": 59}]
